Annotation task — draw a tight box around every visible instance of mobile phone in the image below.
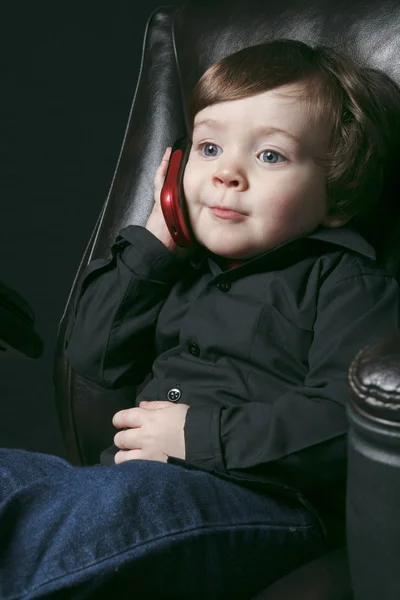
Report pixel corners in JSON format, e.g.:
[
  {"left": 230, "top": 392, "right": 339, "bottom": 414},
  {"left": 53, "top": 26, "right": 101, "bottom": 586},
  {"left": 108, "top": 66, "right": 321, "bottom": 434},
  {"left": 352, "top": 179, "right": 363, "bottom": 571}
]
[{"left": 160, "top": 136, "right": 195, "bottom": 248}]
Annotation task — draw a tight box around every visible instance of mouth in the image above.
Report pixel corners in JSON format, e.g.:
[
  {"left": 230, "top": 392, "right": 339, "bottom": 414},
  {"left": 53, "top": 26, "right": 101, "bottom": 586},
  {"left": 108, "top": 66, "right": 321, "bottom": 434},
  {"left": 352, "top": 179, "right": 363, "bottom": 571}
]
[{"left": 210, "top": 205, "right": 247, "bottom": 220}]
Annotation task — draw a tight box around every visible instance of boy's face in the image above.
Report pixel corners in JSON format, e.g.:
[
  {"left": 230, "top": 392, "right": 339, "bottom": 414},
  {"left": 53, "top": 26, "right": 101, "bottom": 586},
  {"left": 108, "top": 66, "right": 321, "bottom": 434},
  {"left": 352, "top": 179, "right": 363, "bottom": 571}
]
[{"left": 183, "top": 84, "right": 348, "bottom": 260}]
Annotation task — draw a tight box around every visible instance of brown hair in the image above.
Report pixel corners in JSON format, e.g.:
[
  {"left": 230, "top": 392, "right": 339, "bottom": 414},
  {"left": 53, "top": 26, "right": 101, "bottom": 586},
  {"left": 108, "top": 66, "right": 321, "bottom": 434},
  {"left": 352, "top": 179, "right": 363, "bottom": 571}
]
[{"left": 187, "top": 40, "right": 400, "bottom": 222}]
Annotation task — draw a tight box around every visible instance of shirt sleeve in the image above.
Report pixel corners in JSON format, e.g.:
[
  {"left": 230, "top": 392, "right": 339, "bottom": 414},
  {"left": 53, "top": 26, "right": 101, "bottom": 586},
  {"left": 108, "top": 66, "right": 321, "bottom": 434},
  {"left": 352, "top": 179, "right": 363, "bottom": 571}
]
[
  {"left": 65, "top": 225, "right": 183, "bottom": 388},
  {"left": 183, "top": 273, "right": 399, "bottom": 493}
]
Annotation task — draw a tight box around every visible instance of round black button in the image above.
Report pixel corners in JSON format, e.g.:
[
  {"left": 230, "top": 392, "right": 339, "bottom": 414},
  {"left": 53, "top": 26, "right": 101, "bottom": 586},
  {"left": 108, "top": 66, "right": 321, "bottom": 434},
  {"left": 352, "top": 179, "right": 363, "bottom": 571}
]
[
  {"left": 217, "top": 279, "right": 231, "bottom": 292},
  {"left": 167, "top": 388, "right": 181, "bottom": 402},
  {"left": 188, "top": 343, "right": 200, "bottom": 357}
]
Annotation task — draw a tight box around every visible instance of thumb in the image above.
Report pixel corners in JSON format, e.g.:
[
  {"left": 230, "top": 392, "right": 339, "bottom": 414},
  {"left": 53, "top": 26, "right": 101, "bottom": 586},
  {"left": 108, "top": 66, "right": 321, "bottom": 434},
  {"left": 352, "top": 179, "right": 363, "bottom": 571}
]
[{"left": 140, "top": 400, "right": 172, "bottom": 410}]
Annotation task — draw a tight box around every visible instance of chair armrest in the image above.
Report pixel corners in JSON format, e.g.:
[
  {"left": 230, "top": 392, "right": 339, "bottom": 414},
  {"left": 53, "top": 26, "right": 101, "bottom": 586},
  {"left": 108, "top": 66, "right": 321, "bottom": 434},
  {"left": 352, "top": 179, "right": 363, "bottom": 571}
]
[
  {"left": 348, "top": 330, "right": 400, "bottom": 424},
  {"left": 346, "top": 330, "right": 400, "bottom": 600}
]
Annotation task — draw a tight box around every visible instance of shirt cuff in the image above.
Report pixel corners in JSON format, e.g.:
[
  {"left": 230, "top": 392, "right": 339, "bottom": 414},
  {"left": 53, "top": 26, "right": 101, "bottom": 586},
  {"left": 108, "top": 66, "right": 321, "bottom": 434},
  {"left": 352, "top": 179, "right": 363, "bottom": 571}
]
[
  {"left": 113, "top": 225, "right": 183, "bottom": 283},
  {"left": 183, "top": 405, "right": 226, "bottom": 473}
]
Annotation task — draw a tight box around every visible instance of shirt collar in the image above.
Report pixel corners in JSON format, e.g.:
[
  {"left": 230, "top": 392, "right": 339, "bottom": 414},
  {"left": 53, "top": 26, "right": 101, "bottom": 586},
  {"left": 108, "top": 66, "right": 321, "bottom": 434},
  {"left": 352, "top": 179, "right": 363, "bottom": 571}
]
[
  {"left": 189, "top": 225, "right": 376, "bottom": 271},
  {"left": 307, "top": 225, "right": 376, "bottom": 259}
]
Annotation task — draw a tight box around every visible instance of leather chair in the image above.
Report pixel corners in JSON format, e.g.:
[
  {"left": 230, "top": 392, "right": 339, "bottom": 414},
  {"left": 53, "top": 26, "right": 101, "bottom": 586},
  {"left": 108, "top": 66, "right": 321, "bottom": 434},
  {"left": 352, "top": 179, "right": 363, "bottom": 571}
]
[{"left": 53, "top": 1, "right": 400, "bottom": 598}]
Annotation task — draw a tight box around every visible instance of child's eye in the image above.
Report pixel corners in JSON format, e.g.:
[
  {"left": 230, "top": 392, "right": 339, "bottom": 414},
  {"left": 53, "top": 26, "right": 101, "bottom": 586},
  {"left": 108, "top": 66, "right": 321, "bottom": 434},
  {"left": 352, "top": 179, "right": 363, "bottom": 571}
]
[
  {"left": 259, "top": 150, "right": 286, "bottom": 164},
  {"left": 198, "top": 143, "right": 222, "bottom": 158},
  {"left": 196, "top": 143, "right": 286, "bottom": 164}
]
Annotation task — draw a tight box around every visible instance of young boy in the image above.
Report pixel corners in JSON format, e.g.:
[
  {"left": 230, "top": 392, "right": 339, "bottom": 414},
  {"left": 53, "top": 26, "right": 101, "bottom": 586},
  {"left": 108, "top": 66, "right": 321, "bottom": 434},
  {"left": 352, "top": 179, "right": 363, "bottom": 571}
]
[{"left": 1, "top": 40, "right": 399, "bottom": 599}]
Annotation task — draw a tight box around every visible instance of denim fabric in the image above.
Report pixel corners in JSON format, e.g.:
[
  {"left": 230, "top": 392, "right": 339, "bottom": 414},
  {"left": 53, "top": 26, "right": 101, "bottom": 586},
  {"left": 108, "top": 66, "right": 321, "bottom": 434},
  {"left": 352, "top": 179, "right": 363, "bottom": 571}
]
[{"left": 0, "top": 449, "right": 327, "bottom": 599}]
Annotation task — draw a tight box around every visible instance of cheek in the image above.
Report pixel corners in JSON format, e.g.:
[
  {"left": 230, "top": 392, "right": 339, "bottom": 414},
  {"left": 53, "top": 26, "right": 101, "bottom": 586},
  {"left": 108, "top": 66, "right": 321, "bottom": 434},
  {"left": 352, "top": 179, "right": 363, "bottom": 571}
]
[
  {"left": 261, "top": 176, "right": 303, "bottom": 213},
  {"left": 182, "top": 169, "right": 190, "bottom": 197},
  {"left": 259, "top": 173, "right": 326, "bottom": 225},
  {"left": 182, "top": 164, "right": 198, "bottom": 200},
  {"left": 275, "top": 169, "right": 325, "bottom": 208}
]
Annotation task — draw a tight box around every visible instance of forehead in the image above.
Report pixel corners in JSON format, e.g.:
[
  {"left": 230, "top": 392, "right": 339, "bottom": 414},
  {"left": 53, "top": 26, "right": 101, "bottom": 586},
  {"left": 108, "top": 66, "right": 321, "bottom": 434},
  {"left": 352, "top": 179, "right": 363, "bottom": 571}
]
[{"left": 193, "top": 85, "right": 329, "bottom": 150}]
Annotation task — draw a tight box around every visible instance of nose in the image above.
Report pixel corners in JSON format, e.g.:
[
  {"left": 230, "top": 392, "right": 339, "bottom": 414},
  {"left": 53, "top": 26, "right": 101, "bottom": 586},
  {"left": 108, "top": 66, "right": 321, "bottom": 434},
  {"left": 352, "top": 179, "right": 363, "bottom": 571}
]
[{"left": 212, "top": 165, "right": 248, "bottom": 191}]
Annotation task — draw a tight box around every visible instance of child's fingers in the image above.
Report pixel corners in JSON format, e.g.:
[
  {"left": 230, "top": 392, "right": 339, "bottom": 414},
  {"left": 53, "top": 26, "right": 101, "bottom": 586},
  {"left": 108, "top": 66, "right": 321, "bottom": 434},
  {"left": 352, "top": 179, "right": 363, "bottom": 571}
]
[
  {"left": 160, "top": 146, "right": 172, "bottom": 170},
  {"left": 154, "top": 147, "right": 172, "bottom": 188}
]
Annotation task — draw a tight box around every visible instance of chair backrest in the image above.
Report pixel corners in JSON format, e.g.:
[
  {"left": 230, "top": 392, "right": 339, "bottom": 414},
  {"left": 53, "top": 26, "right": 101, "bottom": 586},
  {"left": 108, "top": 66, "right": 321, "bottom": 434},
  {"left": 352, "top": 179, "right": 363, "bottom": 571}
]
[{"left": 54, "top": 0, "right": 400, "bottom": 466}]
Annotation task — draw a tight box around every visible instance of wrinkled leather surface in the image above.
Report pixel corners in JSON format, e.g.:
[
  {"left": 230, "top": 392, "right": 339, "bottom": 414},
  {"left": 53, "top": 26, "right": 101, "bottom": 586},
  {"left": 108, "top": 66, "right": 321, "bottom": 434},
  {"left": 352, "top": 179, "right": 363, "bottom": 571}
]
[{"left": 53, "top": 1, "right": 400, "bottom": 598}]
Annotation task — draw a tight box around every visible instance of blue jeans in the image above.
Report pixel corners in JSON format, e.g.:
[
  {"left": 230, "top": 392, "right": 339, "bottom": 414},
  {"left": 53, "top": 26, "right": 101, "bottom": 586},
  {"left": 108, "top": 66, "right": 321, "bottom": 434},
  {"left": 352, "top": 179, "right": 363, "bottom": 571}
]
[{"left": 0, "top": 449, "right": 327, "bottom": 599}]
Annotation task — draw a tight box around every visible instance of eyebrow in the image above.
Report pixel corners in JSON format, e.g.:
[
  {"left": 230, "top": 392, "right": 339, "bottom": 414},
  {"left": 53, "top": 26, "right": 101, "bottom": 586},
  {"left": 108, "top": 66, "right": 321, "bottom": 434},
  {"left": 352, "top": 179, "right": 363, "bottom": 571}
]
[{"left": 193, "top": 118, "right": 303, "bottom": 148}]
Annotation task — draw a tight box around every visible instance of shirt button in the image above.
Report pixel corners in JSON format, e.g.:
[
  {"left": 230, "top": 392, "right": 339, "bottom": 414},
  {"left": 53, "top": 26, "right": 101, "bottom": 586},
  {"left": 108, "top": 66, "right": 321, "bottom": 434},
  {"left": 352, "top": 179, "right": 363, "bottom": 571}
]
[
  {"left": 217, "top": 279, "right": 231, "bottom": 292},
  {"left": 167, "top": 388, "right": 181, "bottom": 402},
  {"left": 188, "top": 342, "right": 200, "bottom": 357}
]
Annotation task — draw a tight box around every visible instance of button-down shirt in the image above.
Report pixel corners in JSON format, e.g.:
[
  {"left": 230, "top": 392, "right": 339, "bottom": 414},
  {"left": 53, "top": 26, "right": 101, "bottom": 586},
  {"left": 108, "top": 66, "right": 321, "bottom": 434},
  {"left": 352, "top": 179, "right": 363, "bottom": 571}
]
[{"left": 65, "top": 224, "right": 399, "bottom": 524}]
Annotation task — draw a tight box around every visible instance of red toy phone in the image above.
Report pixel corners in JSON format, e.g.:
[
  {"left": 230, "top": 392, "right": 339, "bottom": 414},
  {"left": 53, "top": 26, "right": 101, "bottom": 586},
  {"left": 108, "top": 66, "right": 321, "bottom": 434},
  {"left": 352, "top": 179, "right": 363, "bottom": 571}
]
[{"left": 160, "top": 136, "right": 195, "bottom": 248}]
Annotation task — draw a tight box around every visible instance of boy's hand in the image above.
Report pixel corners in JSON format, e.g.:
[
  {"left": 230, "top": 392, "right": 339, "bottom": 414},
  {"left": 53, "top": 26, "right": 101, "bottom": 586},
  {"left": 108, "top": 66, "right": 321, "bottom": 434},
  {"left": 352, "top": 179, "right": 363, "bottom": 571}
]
[
  {"left": 112, "top": 400, "right": 189, "bottom": 464},
  {"left": 146, "top": 146, "right": 194, "bottom": 261}
]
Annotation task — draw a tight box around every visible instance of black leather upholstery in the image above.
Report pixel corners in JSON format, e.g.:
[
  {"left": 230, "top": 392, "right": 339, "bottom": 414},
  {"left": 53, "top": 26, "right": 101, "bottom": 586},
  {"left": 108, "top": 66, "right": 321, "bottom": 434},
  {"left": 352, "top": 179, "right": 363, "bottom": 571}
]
[
  {"left": 347, "top": 331, "right": 400, "bottom": 600},
  {"left": 53, "top": 1, "right": 400, "bottom": 598}
]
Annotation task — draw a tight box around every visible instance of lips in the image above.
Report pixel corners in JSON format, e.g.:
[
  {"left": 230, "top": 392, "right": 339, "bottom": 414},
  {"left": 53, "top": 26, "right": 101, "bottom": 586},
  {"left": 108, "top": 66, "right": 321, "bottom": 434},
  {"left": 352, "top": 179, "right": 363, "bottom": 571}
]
[{"left": 210, "top": 206, "right": 246, "bottom": 220}]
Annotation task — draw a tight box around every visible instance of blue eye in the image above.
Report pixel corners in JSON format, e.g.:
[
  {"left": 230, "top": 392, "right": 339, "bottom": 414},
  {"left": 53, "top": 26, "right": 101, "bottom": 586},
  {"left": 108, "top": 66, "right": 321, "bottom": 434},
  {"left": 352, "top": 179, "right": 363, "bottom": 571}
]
[
  {"left": 200, "top": 143, "right": 221, "bottom": 157},
  {"left": 260, "top": 150, "right": 285, "bottom": 164},
  {"left": 197, "top": 143, "right": 286, "bottom": 164}
]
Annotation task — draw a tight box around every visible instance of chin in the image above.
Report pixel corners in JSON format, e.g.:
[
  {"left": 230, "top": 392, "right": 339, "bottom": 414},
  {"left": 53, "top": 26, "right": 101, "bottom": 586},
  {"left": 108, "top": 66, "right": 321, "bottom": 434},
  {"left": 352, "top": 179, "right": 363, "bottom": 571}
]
[
  {"left": 195, "top": 227, "right": 258, "bottom": 260},
  {"left": 202, "top": 240, "right": 253, "bottom": 260}
]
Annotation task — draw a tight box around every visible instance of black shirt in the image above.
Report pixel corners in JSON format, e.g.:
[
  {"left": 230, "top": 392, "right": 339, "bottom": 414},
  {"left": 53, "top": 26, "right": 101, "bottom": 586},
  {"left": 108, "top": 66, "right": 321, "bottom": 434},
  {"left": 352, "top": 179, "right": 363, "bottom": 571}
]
[{"left": 65, "top": 224, "right": 399, "bottom": 530}]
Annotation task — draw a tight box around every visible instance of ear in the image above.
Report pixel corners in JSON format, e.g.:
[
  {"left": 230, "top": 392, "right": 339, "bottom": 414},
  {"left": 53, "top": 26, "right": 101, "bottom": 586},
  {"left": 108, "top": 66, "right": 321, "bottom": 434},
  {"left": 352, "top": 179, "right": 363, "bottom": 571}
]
[
  {"left": 321, "top": 202, "right": 353, "bottom": 228},
  {"left": 321, "top": 213, "right": 352, "bottom": 228}
]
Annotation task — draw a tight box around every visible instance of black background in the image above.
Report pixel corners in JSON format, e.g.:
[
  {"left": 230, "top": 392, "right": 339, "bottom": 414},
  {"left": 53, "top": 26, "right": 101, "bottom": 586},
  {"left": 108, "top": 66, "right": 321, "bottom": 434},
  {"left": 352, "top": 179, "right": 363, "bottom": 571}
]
[{"left": 1, "top": 2, "right": 182, "bottom": 457}]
